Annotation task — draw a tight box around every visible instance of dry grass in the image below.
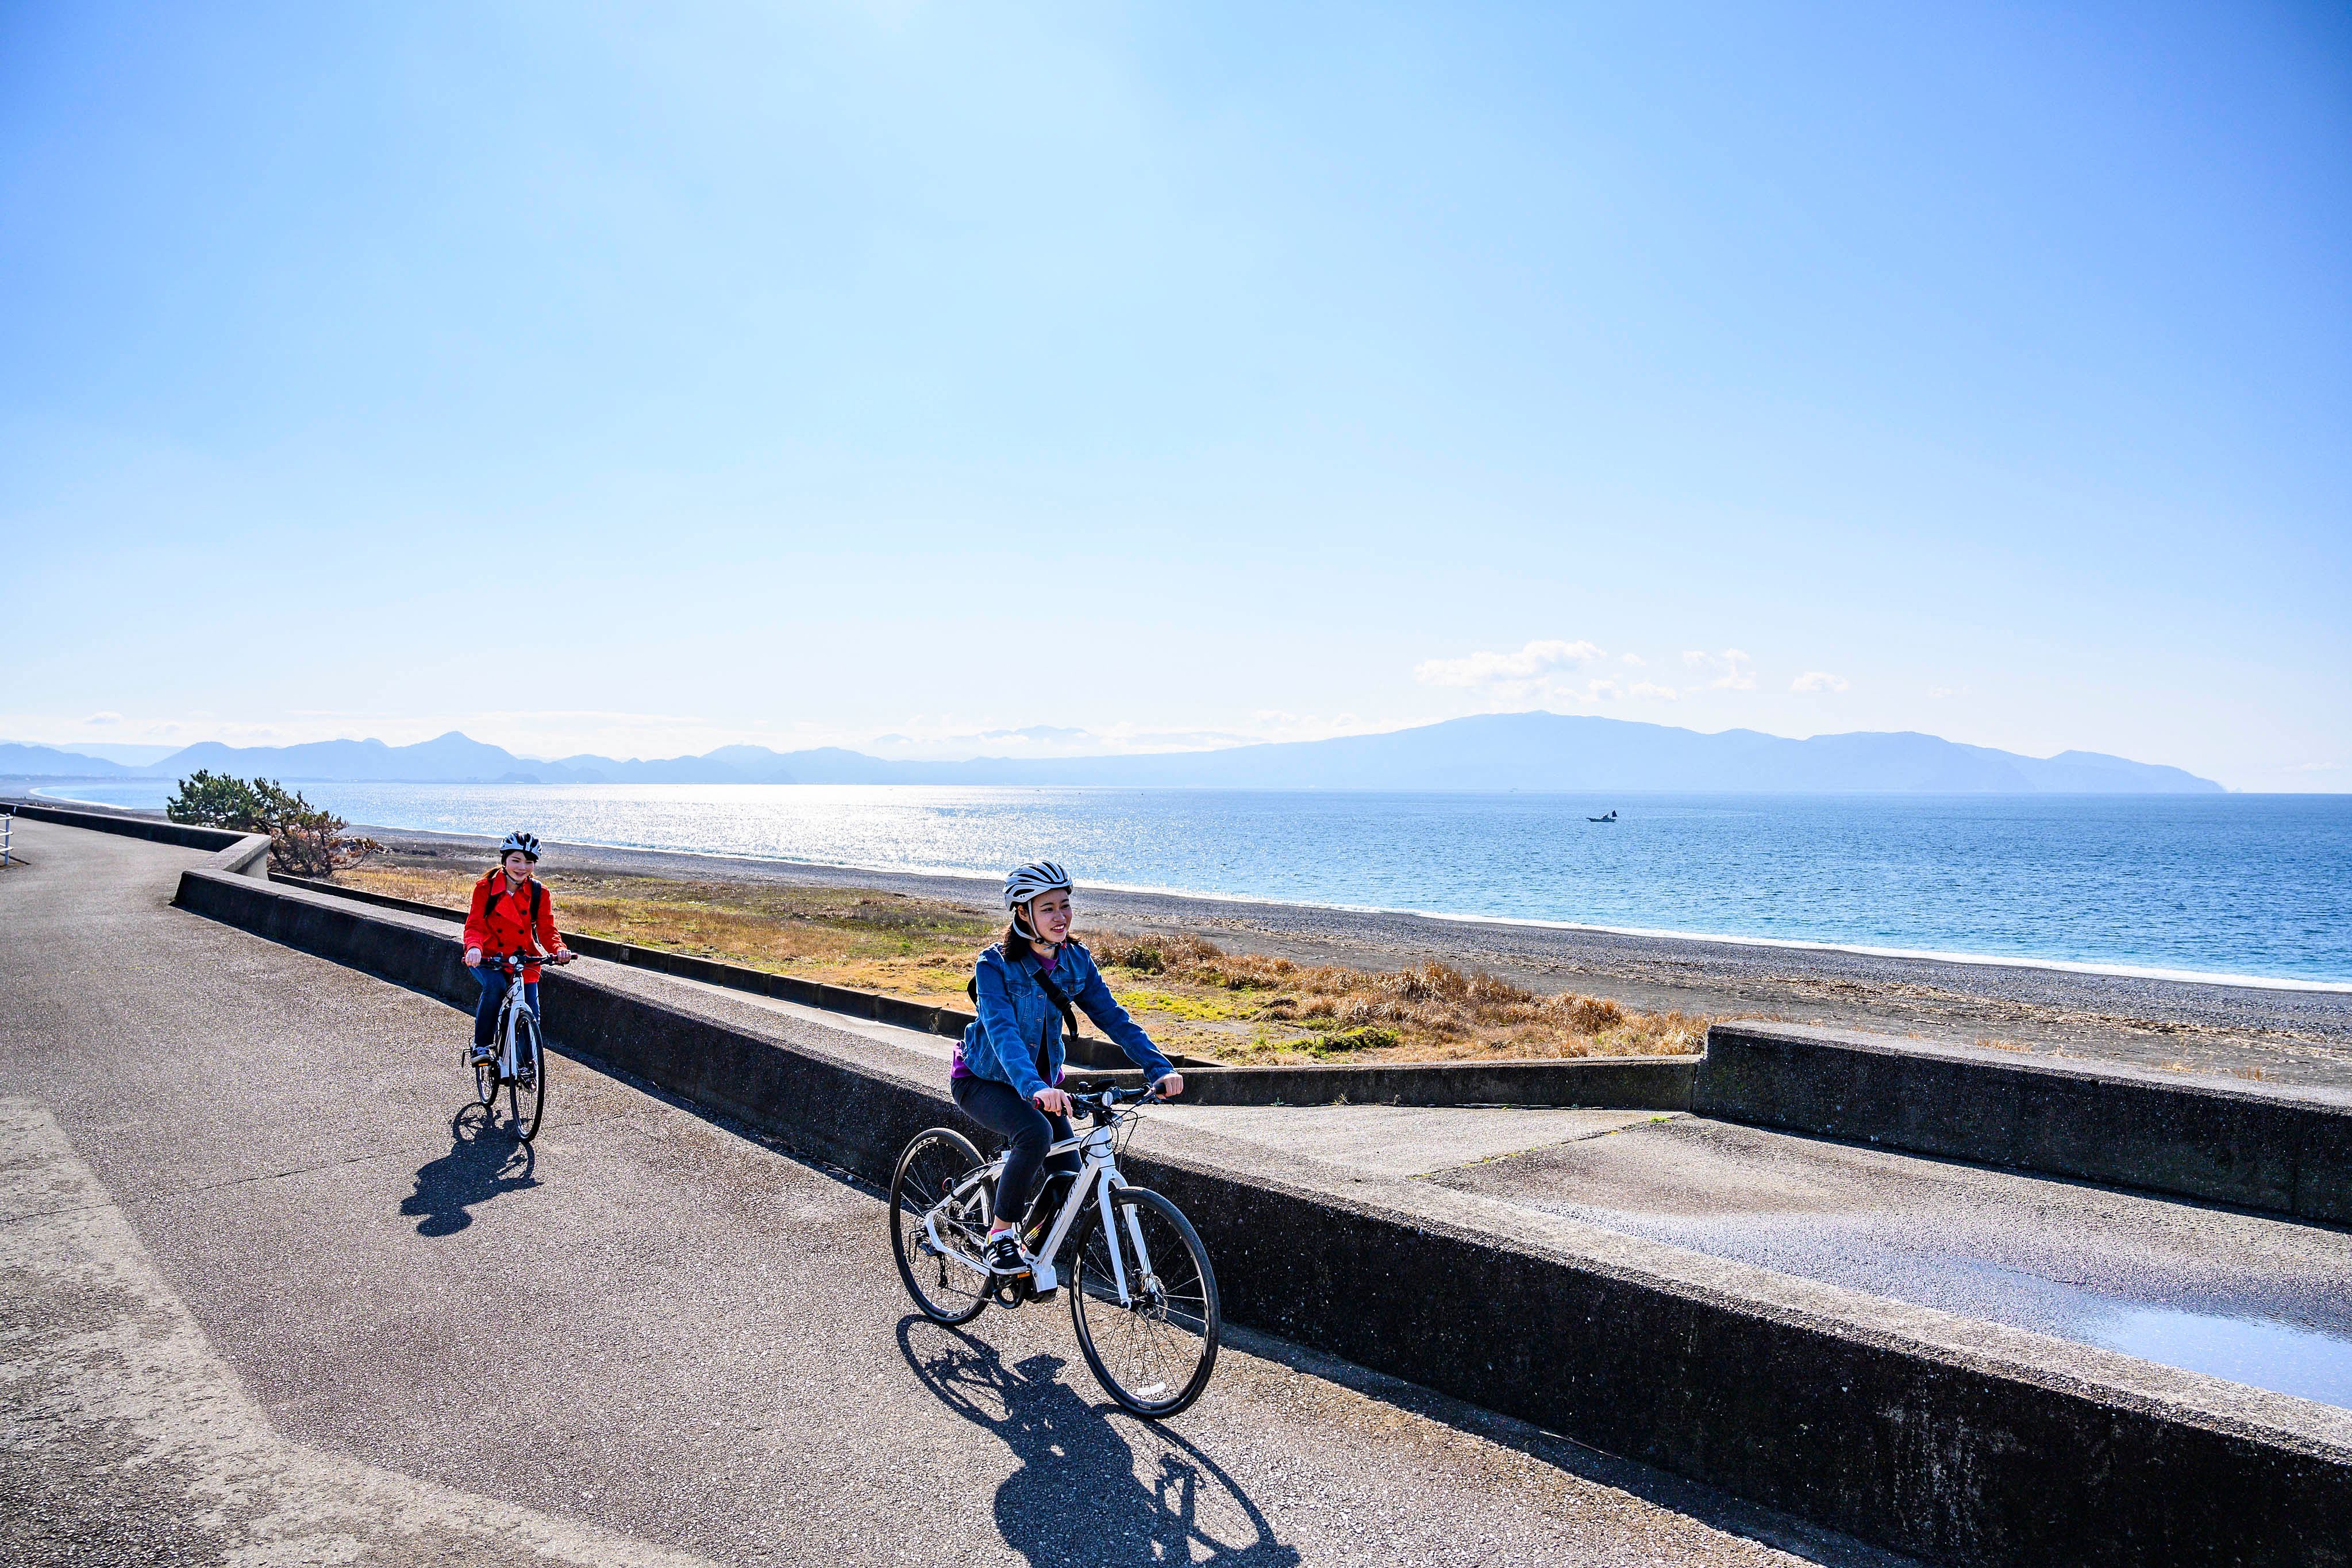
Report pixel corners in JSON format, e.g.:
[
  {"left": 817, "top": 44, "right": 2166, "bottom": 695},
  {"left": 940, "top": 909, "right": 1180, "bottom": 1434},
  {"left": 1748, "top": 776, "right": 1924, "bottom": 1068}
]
[
  {"left": 337, "top": 862, "right": 994, "bottom": 1008},
  {"left": 333, "top": 858, "right": 1704, "bottom": 1065},
  {"left": 1084, "top": 932, "right": 1704, "bottom": 1063}
]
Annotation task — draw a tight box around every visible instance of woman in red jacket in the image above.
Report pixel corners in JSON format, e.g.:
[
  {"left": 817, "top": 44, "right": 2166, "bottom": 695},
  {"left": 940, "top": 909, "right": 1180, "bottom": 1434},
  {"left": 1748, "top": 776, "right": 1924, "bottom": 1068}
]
[{"left": 462, "top": 830, "right": 574, "bottom": 1064}]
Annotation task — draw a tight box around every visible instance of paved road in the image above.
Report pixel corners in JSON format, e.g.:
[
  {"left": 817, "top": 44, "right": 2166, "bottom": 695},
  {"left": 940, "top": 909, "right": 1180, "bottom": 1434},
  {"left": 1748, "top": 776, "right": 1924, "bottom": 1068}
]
[{"left": 0, "top": 818, "right": 1905, "bottom": 1566}]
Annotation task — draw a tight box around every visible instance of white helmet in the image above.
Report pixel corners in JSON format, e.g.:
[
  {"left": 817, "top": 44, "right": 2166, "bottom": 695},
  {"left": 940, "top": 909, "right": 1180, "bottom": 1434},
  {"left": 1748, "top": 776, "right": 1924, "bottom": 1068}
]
[
  {"left": 499, "top": 830, "right": 541, "bottom": 861},
  {"left": 1003, "top": 861, "right": 1072, "bottom": 938}
]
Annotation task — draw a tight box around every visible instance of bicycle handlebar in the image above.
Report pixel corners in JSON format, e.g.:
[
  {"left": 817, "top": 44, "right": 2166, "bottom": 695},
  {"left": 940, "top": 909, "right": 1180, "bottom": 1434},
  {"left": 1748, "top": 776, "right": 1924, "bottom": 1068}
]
[{"left": 1067, "top": 1085, "right": 1166, "bottom": 1116}]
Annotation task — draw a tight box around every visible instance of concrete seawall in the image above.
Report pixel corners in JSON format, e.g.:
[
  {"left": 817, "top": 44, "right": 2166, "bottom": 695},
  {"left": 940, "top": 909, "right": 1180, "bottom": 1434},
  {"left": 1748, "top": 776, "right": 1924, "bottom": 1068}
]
[
  {"left": 1698, "top": 1021, "right": 2352, "bottom": 1224},
  {"left": 264, "top": 870, "right": 1699, "bottom": 1109},
  {"left": 9, "top": 799, "right": 260, "bottom": 860},
  {"left": 169, "top": 858, "right": 2352, "bottom": 1567},
  {"left": 257, "top": 869, "right": 2352, "bottom": 1209}
]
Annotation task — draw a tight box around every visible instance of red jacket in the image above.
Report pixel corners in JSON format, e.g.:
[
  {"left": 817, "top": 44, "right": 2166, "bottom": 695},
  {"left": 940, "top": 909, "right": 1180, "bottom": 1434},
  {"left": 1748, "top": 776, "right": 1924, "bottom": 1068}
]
[{"left": 464, "top": 870, "right": 564, "bottom": 980}]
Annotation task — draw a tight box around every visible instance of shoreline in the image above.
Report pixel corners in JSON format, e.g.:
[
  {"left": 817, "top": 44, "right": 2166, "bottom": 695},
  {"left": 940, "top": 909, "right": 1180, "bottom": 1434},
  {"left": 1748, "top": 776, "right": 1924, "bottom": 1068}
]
[
  {"left": 357, "top": 819, "right": 2352, "bottom": 1088},
  {"left": 16, "top": 780, "right": 2348, "bottom": 992}
]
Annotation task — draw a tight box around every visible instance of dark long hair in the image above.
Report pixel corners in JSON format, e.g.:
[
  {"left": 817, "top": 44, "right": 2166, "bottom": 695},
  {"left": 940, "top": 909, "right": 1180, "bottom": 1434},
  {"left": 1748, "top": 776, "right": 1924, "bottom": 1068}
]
[{"left": 1000, "top": 920, "right": 1034, "bottom": 966}]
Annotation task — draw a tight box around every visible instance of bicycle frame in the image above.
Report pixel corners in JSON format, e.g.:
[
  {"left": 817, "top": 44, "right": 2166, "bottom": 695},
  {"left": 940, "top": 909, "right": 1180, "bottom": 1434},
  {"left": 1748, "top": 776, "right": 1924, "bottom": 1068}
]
[
  {"left": 488, "top": 956, "right": 542, "bottom": 1080},
  {"left": 923, "top": 1114, "right": 1158, "bottom": 1305}
]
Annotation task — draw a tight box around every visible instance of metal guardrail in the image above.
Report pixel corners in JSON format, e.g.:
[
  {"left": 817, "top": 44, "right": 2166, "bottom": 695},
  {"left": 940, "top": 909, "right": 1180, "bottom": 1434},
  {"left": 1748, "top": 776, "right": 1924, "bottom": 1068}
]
[{"left": 2, "top": 807, "right": 13, "bottom": 867}]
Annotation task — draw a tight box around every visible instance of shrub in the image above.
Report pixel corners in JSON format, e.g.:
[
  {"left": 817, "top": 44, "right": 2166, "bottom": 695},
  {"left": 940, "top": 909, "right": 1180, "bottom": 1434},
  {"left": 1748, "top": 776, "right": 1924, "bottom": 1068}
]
[
  {"left": 164, "top": 772, "right": 380, "bottom": 876},
  {"left": 165, "top": 770, "right": 263, "bottom": 829}
]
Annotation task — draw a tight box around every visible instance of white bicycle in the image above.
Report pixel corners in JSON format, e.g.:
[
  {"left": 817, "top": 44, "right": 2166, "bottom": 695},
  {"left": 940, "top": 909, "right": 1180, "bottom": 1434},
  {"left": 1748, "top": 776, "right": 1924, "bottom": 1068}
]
[
  {"left": 471, "top": 952, "right": 546, "bottom": 1143},
  {"left": 890, "top": 1087, "right": 1220, "bottom": 1418}
]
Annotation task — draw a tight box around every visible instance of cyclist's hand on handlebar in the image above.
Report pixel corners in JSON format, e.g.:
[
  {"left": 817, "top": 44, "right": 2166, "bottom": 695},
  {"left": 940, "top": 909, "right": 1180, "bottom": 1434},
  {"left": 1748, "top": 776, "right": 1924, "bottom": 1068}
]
[
  {"left": 1033, "top": 1086, "right": 1073, "bottom": 1116},
  {"left": 463, "top": 946, "right": 482, "bottom": 968},
  {"left": 552, "top": 946, "right": 575, "bottom": 966},
  {"left": 1153, "top": 1072, "right": 1184, "bottom": 1099}
]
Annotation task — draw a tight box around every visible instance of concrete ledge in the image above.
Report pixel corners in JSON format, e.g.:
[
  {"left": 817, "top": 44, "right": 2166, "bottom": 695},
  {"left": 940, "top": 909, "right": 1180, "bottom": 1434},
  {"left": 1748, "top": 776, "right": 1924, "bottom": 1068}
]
[
  {"left": 172, "top": 864, "right": 2352, "bottom": 1566},
  {"left": 8, "top": 800, "right": 250, "bottom": 855},
  {"left": 268, "top": 872, "right": 1697, "bottom": 1108},
  {"left": 1166, "top": 1055, "right": 1695, "bottom": 1108},
  {"left": 1698, "top": 1021, "right": 2352, "bottom": 1224}
]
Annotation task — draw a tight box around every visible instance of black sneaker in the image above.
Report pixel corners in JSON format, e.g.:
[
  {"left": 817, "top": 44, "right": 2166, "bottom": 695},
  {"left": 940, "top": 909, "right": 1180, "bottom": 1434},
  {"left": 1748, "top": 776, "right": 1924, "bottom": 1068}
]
[{"left": 984, "top": 1233, "right": 1030, "bottom": 1276}]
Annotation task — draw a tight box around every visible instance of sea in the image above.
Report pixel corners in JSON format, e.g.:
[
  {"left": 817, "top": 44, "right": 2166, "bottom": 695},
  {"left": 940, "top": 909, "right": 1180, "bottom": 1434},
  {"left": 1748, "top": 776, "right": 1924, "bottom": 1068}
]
[{"left": 36, "top": 781, "right": 2352, "bottom": 987}]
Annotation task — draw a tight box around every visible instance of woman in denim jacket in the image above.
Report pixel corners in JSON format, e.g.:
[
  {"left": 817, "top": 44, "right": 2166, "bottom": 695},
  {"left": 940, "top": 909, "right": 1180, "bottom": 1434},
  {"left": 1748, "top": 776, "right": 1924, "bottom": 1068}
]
[{"left": 955, "top": 861, "right": 1184, "bottom": 1276}]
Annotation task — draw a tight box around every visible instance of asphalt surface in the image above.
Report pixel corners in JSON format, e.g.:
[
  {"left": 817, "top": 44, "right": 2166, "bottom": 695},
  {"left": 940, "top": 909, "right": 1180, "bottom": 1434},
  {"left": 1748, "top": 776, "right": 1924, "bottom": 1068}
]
[{"left": 1, "top": 817, "right": 1910, "bottom": 1566}]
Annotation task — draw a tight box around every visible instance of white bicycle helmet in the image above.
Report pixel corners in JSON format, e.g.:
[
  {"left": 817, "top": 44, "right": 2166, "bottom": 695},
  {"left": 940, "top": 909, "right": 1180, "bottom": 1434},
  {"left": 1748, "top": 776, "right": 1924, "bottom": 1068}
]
[
  {"left": 1003, "top": 860, "right": 1072, "bottom": 938},
  {"left": 499, "top": 830, "right": 541, "bottom": 861}
]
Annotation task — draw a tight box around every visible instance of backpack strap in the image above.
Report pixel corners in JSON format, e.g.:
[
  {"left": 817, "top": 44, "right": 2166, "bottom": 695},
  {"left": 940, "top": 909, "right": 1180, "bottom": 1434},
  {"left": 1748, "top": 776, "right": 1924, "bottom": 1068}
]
[
  {"left": 967, "top": 945, "right": 1081, "bottom": 1042},
  {"left": 481, "top": 873, "right": 546, "bottom": 945}
]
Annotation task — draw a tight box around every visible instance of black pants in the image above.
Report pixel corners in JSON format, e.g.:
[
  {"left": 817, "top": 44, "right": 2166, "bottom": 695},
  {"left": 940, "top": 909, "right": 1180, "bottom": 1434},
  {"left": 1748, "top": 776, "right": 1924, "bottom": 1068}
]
[{"left": 952, "top": 1075, "right": 1079, "bottom": 1226}]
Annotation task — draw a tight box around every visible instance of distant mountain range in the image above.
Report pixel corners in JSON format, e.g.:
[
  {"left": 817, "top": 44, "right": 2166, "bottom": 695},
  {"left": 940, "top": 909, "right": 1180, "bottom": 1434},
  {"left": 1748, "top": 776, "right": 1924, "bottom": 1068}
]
[{"left": 1, "top": 714, "right": 2224, "bottom": 793}]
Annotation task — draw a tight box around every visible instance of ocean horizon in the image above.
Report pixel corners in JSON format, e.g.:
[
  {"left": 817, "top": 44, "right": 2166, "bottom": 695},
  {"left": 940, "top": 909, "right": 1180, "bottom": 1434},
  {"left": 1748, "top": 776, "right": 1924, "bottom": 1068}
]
[{"left": 34, "top": 780, "right": 2352, "bottom": 988}]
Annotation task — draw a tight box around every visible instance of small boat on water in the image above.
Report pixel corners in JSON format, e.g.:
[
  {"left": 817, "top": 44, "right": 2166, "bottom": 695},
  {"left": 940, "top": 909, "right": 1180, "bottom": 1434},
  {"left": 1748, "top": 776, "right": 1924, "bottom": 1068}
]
[{"left": 1588, "top": 809, "right": 1618, "bottom": 823}]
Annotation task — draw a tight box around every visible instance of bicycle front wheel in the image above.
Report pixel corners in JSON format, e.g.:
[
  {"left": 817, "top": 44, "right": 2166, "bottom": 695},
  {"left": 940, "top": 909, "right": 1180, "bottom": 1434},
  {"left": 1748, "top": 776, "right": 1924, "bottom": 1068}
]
[
  {"left": 890, "top": 1128, "right": 992, "bottom": 1325},
  {"left": 1071, "top": 1185, "right": 1219, "bottom": 1418},
  {"left": 507, "top": 1010, "right": 546, "bottom": 1143}
]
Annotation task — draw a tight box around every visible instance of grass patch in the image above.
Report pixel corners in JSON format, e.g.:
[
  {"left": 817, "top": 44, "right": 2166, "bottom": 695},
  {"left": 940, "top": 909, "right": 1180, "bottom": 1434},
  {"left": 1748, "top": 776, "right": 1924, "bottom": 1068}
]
[{"left": 333, "top": 856, "right": 1704, "bottom": 1065}]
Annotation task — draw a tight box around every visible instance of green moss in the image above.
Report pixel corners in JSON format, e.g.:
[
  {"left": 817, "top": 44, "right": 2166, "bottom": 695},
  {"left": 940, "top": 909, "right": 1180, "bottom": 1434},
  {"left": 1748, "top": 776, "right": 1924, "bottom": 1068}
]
[{"left": 1114, "top": 988, "right": 1249, "bottom": 1023}]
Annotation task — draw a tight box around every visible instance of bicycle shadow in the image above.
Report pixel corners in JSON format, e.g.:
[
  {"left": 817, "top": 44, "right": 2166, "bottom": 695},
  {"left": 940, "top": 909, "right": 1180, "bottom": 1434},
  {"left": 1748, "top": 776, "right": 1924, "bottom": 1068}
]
[
  {"left": 401, "top": 1105, "right": 538, "bottom": 1237},
  {"left": 897, "top": 1316, "right": 1299, "bottom": 1568}
]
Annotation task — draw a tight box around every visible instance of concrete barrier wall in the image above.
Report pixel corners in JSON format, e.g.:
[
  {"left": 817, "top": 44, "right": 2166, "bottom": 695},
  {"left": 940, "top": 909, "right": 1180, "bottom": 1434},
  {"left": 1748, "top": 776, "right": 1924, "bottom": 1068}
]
[
  {"left": 1698, "top": 1022, "right": 2352, "bottom": 1224},
  {"left": 9, "top": 800, "right": 251, "bottom": 855},
  {"left": 267, "top": 871, "right": 1698, "bottom": 1109},
  {"left": 171, "top": 863, "right": 2352, "bottom": 1568}
]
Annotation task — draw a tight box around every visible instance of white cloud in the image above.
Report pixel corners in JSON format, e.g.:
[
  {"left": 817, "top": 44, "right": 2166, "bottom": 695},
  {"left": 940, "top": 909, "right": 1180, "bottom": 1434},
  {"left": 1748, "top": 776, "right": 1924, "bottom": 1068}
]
[
  {"left": 1414, "top": 639, "right": 1605, "bottom": 689},
  {"left": 1619, "top": 653, "right": 1646, "bottom": 668},
  {"left": 1628, "top": 681, "right": 1680, "bottom": 700},
  {"left": 1791, "top": 671, "right": 1850, "bottom": 694},
  {"left": 1682, "top": 649, "right": 1757, "bottom": 691},
  {"left": 84, "top": 711, "right": 122, "bottom": 726}
]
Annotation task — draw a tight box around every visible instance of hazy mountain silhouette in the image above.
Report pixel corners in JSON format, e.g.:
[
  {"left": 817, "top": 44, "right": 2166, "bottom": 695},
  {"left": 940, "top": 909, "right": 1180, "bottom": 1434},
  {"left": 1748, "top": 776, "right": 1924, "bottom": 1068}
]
[
  {"left": 5, "top": 714, "right": 2222, "bottom": 792},
  {"left": 0, "top": 742, "right": 141, "bottom": 777}
]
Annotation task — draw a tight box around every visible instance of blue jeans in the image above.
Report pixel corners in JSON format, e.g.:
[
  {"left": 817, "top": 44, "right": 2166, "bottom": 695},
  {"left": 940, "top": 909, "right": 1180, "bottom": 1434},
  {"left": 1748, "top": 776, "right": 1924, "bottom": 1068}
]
[{"left": 473, "top": 966, "right": 539, "bottom": 1048}]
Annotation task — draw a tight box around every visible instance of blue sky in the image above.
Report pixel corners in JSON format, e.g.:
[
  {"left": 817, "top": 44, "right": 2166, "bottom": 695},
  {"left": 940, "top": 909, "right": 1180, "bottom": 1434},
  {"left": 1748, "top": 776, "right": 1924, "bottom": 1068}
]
[{"left": 2, "top": 2, "right": 2346, "bottom": 789}]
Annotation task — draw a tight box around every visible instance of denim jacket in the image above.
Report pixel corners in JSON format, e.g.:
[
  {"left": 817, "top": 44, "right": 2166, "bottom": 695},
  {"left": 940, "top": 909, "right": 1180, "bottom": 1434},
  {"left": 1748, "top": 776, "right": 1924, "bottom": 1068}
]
[{"left": 958, "top": 941, "right": 1175, "bottom": 1100}]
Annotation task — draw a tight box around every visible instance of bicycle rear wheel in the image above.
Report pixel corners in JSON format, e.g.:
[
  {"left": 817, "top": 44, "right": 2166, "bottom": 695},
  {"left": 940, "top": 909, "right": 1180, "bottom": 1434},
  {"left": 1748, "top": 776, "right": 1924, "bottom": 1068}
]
[
  {"left": 890, "top": 1128, "right": 992, "bottom": 1325},
  {"left": 507, "top": 1009, "right": 546, "bottom": 1143},
  {"left": 1070, "top": 1185, "right": 1219, "bottom": 1418}
]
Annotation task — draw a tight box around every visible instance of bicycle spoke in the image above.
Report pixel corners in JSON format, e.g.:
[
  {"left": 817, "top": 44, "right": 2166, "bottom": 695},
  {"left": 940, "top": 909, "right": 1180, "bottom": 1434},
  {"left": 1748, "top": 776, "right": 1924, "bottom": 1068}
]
[
  {"left": 1071, "top": 1187, "right": 1218, "bottom": 1417},
  {"left": 891, "top": 1130, "right": 994, "bottom": 1325}
]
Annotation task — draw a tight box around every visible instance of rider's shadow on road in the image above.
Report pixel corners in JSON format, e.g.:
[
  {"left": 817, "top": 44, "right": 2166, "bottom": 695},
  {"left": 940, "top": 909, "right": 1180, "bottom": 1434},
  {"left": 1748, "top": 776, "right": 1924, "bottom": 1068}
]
[
  {"left": 898, "top": 1317, "right": 1300, "bottom": 1568},
  {"left": 402, "top": 1106, "right": 537, "bottom": 1238}
]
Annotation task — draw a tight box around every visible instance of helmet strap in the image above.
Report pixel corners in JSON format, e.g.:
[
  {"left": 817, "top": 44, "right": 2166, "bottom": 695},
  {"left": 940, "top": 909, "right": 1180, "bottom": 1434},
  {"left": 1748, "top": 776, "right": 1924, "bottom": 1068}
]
[{"left": 1010, "top": 904, "right": 1040, "bottom": 943}]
